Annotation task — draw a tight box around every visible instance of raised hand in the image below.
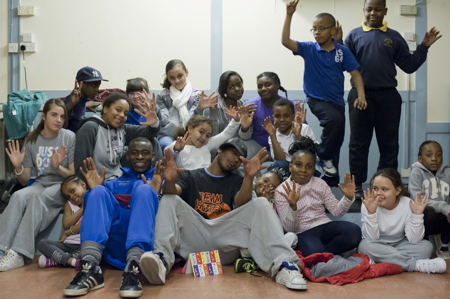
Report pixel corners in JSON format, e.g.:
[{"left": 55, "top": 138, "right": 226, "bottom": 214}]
[
  {"left": 353, "top": 96, "right": 368, "bottom": 110},
  {"left": 286, "top": 0, "right": 299, "bottom": 16},
  {"left": 409, "top": 193, "right": 428, "bottom": 215},
  {"left": 333, "top": 20, "right": 343, "bottom": 43},
  {"left": 136, "top": 92, "right": 159, "bottom": 126},
  {"left": 51, "top": 145, "right": 68, "bottom": 169},
  {"left": 80, "top": 157, "right": 105, "bottom": 189},
  {"left": 422, "top": 27, "right": 442, "bottom": 47},
  {"left": 5, "top": 139, "right": 25, "bottom": 170},
  {"left": 162, "top": 148, "right": 184, "bottom": 182},
  {"left": 263, "top": 117, "right": 276, "bottom": 136},
  {"left": 362, "top": 188, "right": 379, "bottom": 214},
  {"left": 198, "top": 91, "right": 219, "bottom": 110},
  {"left": 293, "top": 103, "right": 306, "bottom": 139},
  {"left": 224, "top": 105, "right": 240, "bottom": 121},
  {"left": 237, "top": 104, "right": 255, "bottom": 130},
  {"left": 69, "top": 81, "right": 82, "bottom": 105},
  {"left": 338, "top": 172, "right": 356, "bottom": 200},
  {"left": 174, "top": 132, "right": 190, "bottom": 152},
  {"left": 257, "top": 184, "right": 275, "bottom": 200},
  {"left": 142, "top": 160, "right": 164, "bottom": 194},
  {"left": 240, "top": 148, "right": 269, "bottom": 178},
  {"left": 280, "top": 180, "right": 301, "bottom": 210}
]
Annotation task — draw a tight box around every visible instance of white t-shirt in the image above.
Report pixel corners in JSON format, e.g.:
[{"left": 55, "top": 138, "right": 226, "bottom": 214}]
[
  {"left": 361, "top": 196, "right": 425, "bottom": 244},
  {"left": 268, "top": 123, "right": 316, "bottom": 161}
]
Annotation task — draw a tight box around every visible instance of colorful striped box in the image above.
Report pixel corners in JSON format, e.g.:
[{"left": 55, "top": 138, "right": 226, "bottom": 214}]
[{"left": 189, "top": 250, "right": 223, "bottom": 278}]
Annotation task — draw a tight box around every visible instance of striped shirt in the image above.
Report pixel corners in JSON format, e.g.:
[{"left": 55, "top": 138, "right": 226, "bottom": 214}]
[{"left": 274, "top": 177, "right": 353, "bottom": 233}]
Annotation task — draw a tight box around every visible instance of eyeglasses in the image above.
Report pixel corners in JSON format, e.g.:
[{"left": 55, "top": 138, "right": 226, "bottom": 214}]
[{"left": 310, "top": 26, "right": 332, "bottom": 33}]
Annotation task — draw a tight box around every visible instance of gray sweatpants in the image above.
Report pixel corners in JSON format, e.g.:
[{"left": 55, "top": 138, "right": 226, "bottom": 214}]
[
  {"left": 153, "top": 195, "right": 299, "bottom": 278},
  {"left": 358, "top": 238, "right": 433, "bottom": 272},
  {"left": 0, "top": 183, "right": 65, "bottom": 259}
]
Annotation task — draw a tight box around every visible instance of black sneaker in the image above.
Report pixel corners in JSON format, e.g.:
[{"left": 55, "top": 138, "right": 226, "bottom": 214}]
[
  {"left": 119, "top": 260, "right": 143, "bottom": 298},
  {"left": 234, "top": 257, "right": 259, "bottom": 273},
  {"left": 63, "top": 260, "right": 104, "bottom": 296}
]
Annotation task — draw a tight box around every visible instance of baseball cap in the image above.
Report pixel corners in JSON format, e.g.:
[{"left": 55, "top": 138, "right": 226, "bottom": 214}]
[
  {"left": 219, "top": 137, "right": 247, "bottom": 157},
  {"left": 76, "top": 66, "right": 108, "bottom": 82}
]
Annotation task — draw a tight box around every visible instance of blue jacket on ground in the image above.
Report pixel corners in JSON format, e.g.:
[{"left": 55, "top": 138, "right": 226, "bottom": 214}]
[{"left": 81, "top": 167, "right": 159, "bottom": 270}]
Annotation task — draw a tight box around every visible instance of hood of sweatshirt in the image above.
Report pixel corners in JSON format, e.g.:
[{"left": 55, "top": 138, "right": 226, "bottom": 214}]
[{"left": 410, "top": 161, "right": 450, "bottom": 203}]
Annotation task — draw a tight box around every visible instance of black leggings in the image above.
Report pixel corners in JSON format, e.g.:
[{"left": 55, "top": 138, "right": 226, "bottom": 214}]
[{"left": 296, "top": 221, "right": 362, "bottom": 257}]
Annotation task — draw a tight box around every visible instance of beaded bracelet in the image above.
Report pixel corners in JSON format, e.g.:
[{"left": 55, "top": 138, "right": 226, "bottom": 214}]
[{"left": 14, "top": 165, "right": 24, "bottom": 176}]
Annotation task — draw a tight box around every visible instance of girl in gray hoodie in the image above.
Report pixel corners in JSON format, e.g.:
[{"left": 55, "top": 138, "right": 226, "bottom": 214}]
[{"left": 409, "top": 140, "right": 450, "bottom": 257}]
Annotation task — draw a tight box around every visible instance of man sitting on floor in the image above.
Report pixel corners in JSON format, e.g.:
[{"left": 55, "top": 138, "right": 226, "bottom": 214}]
[
  {"left": 139, "top": 137, "right": 308, "bottom": 290},
  {"left": 63, "top": 137, "right": 161, "bottom": 298}
]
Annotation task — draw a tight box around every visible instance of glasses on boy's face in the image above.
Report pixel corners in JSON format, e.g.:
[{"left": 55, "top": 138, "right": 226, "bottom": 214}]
[{"left": 310, "top": 26, "right": 332, "bottom": 33}]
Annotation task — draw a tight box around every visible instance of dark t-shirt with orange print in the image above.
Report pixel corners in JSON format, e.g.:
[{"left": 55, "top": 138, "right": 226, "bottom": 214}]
[{"left": 177, "top": 168, "right": 243, "bottom": 219}]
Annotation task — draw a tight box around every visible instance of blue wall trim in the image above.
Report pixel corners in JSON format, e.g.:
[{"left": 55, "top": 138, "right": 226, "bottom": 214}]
[{"left": 8, "top": 0, "right": 20, "bottom": 93}]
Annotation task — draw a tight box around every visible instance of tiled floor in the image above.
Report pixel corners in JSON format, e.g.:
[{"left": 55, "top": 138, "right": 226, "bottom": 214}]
[{"left": 1, "top": 261, "right": 449, "bottom": 299}]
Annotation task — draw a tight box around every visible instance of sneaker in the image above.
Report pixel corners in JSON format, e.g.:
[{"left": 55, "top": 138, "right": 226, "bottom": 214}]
[
  {"left": 119, "top": 260, "right": 143, "bottom": 298},
  {"left": 284, "top": 232, "right": 298, "bottom": 248},
  {"left": 275, "top": 262, "right": 308, "bottom": 290},
  {"left": 63, "top": 260, "right": 104, "bottom": 296},
  {"left": 430, "top": 235, "right": 450, "bottom": 259},
  {"left": 414, "top": 257, "right": 447, "bottom": 274},
  {"left": 0, "top": 249, "right": 24, "bottom": 272},
  {"left": 139, "top": 252, "right": 167, "bottom": 285},
  {"left": 234, "top": 257, "right": 259, "bottom": 273},
  {"left": 38, "top": 255, "right": 58, "bottom": 268},
  {"left": 318, "top": 159, "right": 337, "bottom": 177}
]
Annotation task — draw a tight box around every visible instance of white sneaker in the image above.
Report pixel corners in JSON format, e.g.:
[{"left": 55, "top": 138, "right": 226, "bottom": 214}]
[
  {"left": 0, "top": 249, "right": 24, "bottom": 271},
  {"left": 275, "top": 262, "right": 307, "bottom": 290},
  {"left": 414, "top": 257, "right": 447, "bottom": 274},
  {"left": 139, "top": 252, "right": 167, "bottom": 285},
  {"left": 319, "top": 159, "right": 337, "bottom": 177},
  {"left": 284, "top": 232, "right": 298, "bottom": 248}
]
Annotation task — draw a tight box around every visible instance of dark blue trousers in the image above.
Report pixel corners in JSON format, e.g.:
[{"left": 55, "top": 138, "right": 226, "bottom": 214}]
[
  {"left": 296, "top": 221, "right": 361, "bottom": 257},
  {"left": 308, "top": 98, "right": 345, "bottom": 184},
  {"left": 81, "top": 182, "right": 159, "bottom": 269},
  {"left": 348, "top": 87, "right": 402, "bottom": 186}
]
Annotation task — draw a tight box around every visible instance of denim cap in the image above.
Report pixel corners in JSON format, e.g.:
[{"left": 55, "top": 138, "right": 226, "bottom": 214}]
[{"left": 76, "top": 66, "right": 108, "bottom": 82}]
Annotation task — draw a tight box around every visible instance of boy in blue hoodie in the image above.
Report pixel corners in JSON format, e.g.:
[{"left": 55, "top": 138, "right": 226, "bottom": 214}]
[{"left": 64, "top": 137, "right": 162, "bottom": 298}]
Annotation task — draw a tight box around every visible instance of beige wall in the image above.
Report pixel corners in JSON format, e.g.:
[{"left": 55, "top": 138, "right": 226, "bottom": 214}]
[
  {"left": 1, "top": 0, "right": 8, "bottom": 103},
  {"left": 427, "top": 0, "right": 450, "bottom": 123},
  {"left": 19, "top": 0, "right": 211, "bottom": 91},
  {"left": 223, "top": 0, "right": 416, "bottom": 92},
  {"left": 2, "top": 0, "right": 449, "bottom": 123}
]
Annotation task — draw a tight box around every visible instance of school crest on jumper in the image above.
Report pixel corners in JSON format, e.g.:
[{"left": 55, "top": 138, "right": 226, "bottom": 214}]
[{"left": 384, "top": 38, "right": 393, "bottom": 48}]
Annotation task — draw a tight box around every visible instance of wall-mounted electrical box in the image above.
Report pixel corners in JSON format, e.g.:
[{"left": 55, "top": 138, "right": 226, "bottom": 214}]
[
  {"left": 19, "top": 42, "right": 36, "bottom": 53},
  {"left": 8, "top": 43, "right": 19, "bottom": 53},
  {"left": 17, "top": 5, "right": 35, "bottom": 16},
  {"left": 400, "top": 5, "right": 417, "bottom": 16}
]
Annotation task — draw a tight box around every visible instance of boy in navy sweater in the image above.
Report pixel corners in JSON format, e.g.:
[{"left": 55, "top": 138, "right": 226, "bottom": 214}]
[
  {"left": 282, "top": 0, "right": 367, "bottom": 186},
  {"left": 345, "top": 0, "right": 441, "bottom": 198}
]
